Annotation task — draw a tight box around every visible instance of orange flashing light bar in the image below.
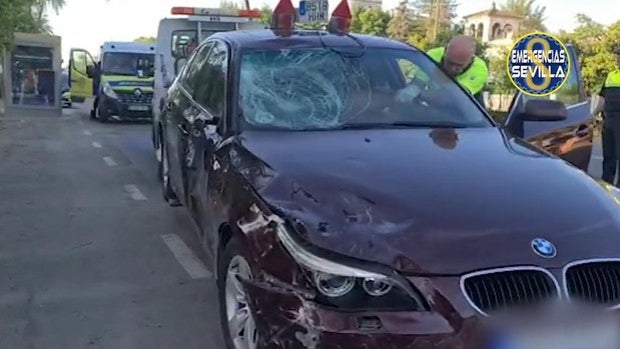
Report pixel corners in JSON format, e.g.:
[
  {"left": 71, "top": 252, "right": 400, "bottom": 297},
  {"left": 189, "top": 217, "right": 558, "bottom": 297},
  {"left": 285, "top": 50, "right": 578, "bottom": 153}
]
[
  {"left": 327, "top": 0, "right": 352, "bottom": 34},
  {"left": 171, "top": 6, "right": 261, "bottom": 18}
]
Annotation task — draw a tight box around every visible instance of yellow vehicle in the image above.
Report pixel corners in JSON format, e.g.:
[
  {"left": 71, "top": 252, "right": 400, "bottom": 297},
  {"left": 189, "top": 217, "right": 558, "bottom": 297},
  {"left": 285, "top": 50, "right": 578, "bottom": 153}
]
[{"left": 69, "top": 41, "right": 155, "bottom": 122}]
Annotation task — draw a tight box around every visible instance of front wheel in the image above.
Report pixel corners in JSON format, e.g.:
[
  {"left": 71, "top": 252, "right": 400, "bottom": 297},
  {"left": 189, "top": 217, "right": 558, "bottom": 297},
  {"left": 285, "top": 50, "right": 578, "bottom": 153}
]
[{"left": 218, "top": 240, "right": 259, "bottom": 349}]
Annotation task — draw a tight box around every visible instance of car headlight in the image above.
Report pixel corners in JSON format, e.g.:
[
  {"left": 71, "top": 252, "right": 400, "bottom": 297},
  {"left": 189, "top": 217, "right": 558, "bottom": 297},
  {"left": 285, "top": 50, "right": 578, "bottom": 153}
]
[
  {"left": 102, "top": 82, "right": 118, "bottom": 99},
  {"left": 275, "top": 223, "right": 428, "bottom": 311}
]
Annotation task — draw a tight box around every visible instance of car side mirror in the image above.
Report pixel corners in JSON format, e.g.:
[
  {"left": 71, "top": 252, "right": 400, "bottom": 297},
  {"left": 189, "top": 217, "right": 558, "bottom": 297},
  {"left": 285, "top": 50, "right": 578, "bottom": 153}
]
[
  {"left": 163, "top": 76, "right": 173, "bottom": 89},
  {"left": 520, "top": 99, "right": 567, "bottom": 122}
]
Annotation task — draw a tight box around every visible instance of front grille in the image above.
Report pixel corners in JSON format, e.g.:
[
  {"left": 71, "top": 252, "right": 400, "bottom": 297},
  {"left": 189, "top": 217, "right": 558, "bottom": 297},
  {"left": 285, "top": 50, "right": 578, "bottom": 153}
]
[
  {"left": 566, "top": 261, "right": 620, "bottom": 307},
  {"left": 463, "top": 268, "right": 559, "bottom": 314},
  {"left": 117, "top": 91, "right": 152, "bottom": 104}
]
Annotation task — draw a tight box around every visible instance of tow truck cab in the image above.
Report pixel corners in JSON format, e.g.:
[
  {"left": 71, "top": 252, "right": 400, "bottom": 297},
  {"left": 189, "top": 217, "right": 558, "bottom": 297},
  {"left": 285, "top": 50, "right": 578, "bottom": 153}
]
[
  {"left": 151, "top": 6, "right": 266, "bottom": 148},
  {"left": 69, "top": 41, "right": 156, "bottom": 122}
]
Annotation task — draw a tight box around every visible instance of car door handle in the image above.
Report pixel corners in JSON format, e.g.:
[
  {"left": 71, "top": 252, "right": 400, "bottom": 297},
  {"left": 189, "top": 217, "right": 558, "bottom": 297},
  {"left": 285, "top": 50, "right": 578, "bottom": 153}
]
[
  {"left": 178, "top": 123, "right": 189, "bottom": 135},
  {"left": 575, "top": 125, "right": 589, "bottom": 137}
]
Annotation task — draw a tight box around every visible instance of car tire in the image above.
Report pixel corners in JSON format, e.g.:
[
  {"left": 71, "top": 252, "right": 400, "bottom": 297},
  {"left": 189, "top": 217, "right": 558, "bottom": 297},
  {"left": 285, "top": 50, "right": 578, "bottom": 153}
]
[
  {"left": 159, "top": 141, "right": 182, "bottom": 207},
  {"left": 218, "top": 239, "right": 259, "bottom": 349},
  {"left": 97, "top": 105, "right": 109, "bottom": 123}
]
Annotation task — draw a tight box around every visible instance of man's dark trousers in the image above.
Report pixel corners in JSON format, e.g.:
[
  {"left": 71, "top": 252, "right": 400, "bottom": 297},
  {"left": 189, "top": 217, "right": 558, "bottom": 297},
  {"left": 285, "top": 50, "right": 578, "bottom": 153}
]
[{"left": 602, "top": 113, "right": 620, "bottom": 186}]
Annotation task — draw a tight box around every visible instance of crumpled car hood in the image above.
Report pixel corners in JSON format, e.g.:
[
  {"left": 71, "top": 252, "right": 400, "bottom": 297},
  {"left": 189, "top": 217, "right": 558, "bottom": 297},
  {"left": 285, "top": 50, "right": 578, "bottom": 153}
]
[{"left": 236, "top": 128, "right": 620, "bottom": 275}]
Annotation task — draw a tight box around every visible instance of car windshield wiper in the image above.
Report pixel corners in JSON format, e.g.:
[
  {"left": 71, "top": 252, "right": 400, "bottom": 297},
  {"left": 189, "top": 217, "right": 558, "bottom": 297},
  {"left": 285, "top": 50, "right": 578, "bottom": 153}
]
[{"left": 336, "top": 121, "right": 471, "bottom": 129}]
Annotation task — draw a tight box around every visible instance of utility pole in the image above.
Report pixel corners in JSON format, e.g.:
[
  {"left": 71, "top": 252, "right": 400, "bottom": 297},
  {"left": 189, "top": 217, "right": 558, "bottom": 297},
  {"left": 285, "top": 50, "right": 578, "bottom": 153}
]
[{"left": 432, "top": 0, "right": 440, "bottom": 42}]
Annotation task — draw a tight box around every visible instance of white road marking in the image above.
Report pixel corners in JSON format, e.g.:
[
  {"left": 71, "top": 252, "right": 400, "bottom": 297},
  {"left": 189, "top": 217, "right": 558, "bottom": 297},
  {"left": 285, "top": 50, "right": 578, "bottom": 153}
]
[
  {"left": 103, "top": 156, "right": 117, "bottom": 167},
  {"left": 593, "top": 155, "right": 603, "bottom": 160},
  {"left": 83, "top": 130, "right": 92, "bottom": 136},
  {"left": 161, "top": 234, "right": 211, "bottom": 279},
  {"left": 92, "top": 141, "right": 102, "bottom": 148},
  {"left": 124, "top": 184, "right": 147, "bottom": 201}
]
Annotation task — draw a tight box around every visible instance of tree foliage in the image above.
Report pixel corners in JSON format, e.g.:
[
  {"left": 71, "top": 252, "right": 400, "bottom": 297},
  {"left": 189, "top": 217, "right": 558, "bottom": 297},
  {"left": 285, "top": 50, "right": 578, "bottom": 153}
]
[
  {"left": 559, "top": 15, "right": 620, "bottom": 95},
  {"left": 350, "top": 6, "right": 391, "bottom": 37},
  {"left": 411, "top": 0, "right": 458, "bottom": 41},
  {"left": 134, "top": 36, "right": 156, "bottom": 44},
  {"left": 0, "top": 0, "right": 64, "bottom": 50},
  {"left": 499, "top": 0, "right": 546, "bottom": 33},
  {"left": 387, "top": 0, "right": 415, "bottom": 42}
]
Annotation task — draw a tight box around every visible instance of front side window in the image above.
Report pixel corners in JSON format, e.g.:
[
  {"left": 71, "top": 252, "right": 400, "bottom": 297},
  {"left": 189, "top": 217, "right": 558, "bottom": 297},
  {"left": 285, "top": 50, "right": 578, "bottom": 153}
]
[
  {"left": 238, "top": 47, "right": 492, "bottom": 130},
  {"left": 193, "top": 41, "right": 227, "bottom": 117},
  {"left": 102, "top": 53, "right": 155, "bottom": 77},
  {"left": 179, "top": 42, "right": 213, "bottom": 96}
]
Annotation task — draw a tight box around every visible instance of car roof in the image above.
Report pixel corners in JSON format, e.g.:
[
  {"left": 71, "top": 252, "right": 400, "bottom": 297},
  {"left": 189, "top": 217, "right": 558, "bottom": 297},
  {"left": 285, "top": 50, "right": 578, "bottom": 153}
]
[{"left": 209, "top": 29, "right": 418, "bottom": 51}]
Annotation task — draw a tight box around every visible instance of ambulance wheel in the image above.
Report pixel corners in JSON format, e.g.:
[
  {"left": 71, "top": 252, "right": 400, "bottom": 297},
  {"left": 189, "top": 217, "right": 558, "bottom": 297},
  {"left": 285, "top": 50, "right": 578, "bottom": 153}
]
[{"left": 97, "top": 105, "right": 109, "bottom": 123}]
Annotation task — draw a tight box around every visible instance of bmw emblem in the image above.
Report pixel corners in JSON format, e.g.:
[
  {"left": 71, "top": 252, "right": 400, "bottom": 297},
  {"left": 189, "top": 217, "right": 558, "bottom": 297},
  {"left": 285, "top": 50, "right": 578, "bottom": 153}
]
[
  {"left": 531, "top": 238, "right": 557, "bottom": 258},
  {"left": 134, "top": 88, "right": 142, "bottom": 97}
]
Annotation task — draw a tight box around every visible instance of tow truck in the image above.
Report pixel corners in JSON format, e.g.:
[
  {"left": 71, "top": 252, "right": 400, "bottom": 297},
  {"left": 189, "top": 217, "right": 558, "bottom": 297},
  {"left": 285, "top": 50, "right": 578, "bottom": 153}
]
[
  {"left": 69, "top": 41, "right": 156, "bottom": 122},
  {"left": 151, "top": 6, "right": 266, "bottom": 154}
]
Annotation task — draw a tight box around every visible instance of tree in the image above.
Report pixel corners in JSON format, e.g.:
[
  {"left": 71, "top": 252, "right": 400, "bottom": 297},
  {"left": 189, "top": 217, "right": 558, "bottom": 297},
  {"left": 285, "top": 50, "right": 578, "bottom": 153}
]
[
  {"left": 350, "top": 6, "right": 391, "bottom": 36},
  {"left": 387, "top": 0, "right": 415, "bottom": 42},
  {"left": 487, "top": 47, "right": 515, "bottom": 112},
  {"left": 499, "top": 0, "right": 546, "bottom": 34},
  {"left": 258, "top": 4, "right": 272, "bottom": 25},
  {"left": 220, "top": 0, "right": 240, "bottom": 10},
  {"left": 134, "top": 36, "right": 156, "bottom": 44},
  {"left": 0, "top": 0, "right": 67, "bottom": 50},
  {"left": 411, "top": 0, "right": 458, "bottom": 42},
  {"left": 559, "top": 15, "right": 620, "bottom": 95}
]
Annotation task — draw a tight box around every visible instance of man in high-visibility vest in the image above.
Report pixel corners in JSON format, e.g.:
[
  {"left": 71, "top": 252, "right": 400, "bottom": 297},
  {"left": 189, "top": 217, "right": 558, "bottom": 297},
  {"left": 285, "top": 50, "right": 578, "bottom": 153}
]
[
  {"left": 593, "top": 47, "right": 620, "bottom": 186},
  {"left": 426, "top": 35, "right": 489, "bottom": 107}
]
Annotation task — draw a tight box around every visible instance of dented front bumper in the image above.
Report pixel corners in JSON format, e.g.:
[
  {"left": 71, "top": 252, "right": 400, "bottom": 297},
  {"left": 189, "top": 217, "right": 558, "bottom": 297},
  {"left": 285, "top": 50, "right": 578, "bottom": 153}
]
[{"left": 243, "top": 278, "right": 484, "bottom": 349}]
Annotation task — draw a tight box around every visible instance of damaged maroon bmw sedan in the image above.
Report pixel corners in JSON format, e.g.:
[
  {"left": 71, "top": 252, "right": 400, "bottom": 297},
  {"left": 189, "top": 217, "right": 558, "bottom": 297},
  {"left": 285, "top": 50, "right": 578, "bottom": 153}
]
[{"left": 153, "top": 1, "right": 620, "bottom": 348}]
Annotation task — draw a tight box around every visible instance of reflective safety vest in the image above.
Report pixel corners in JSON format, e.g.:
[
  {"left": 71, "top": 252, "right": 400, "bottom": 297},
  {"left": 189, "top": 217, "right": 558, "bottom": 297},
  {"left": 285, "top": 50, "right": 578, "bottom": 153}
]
[
  {"left": 600, "top": 69, "right": 620, "bottom": 117},
  {"left": 426, "top": 47, "right": 489, "bottom": 96}
]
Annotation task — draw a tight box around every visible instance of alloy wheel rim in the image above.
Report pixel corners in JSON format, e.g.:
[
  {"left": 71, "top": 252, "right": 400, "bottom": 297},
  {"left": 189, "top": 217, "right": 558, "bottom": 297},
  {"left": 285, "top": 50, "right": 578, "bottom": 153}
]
[{"left": 225, "top": 255, "right": 258, "bottom": 349}]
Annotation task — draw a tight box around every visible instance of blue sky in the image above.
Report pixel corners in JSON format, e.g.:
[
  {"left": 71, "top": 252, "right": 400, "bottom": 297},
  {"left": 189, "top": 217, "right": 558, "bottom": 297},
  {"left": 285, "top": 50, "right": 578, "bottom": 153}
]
[{"left": 49, "top": 0, "right": 618, "bottom": 61}]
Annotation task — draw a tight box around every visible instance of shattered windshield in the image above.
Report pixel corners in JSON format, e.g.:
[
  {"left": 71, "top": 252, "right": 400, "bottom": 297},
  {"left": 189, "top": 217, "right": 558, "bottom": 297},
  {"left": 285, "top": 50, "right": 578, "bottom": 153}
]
[
  {"left": 102, "top": 52, "right": 155, "bottom": 77},
  {"left": 238, "top": 47, "right": 493, "bottom": 130}
]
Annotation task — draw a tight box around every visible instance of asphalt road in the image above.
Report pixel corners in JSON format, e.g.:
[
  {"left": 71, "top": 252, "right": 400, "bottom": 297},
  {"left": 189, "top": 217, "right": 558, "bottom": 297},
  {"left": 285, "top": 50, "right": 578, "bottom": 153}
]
[
  {"left": 0, "top": 102, "right": 225, "bottom": 349},
  {"left": 0, "top": 102, "right": 605, "bottom": 349}
]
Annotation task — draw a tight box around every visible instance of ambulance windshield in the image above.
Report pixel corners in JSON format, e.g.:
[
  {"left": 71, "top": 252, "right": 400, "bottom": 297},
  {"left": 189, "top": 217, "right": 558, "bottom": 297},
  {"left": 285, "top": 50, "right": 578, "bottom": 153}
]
[{"left": 102, "top": 52, "right": 155, "bottom": 77}]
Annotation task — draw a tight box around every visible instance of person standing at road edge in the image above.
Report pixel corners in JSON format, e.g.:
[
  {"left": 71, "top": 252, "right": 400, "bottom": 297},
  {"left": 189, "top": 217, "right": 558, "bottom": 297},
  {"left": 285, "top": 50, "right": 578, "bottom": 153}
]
[
  {"left": 593, "top": 47, "right": 620, "bottom": 186},
  {"left": 426, "top": 35, "right": 489, "bottom": 107}
]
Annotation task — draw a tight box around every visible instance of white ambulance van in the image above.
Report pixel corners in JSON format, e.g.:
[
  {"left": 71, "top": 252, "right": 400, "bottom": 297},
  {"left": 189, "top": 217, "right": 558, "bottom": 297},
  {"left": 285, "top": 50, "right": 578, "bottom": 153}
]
[{"left": 151, "top": 6, "right": 266, "bottom": 150}]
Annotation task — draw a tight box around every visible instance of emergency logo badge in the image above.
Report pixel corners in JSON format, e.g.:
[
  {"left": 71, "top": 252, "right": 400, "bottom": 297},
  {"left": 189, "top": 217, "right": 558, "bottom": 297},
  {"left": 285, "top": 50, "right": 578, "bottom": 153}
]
[{"left": 507, "top": 32, "right": 571, "bottom": 96}]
